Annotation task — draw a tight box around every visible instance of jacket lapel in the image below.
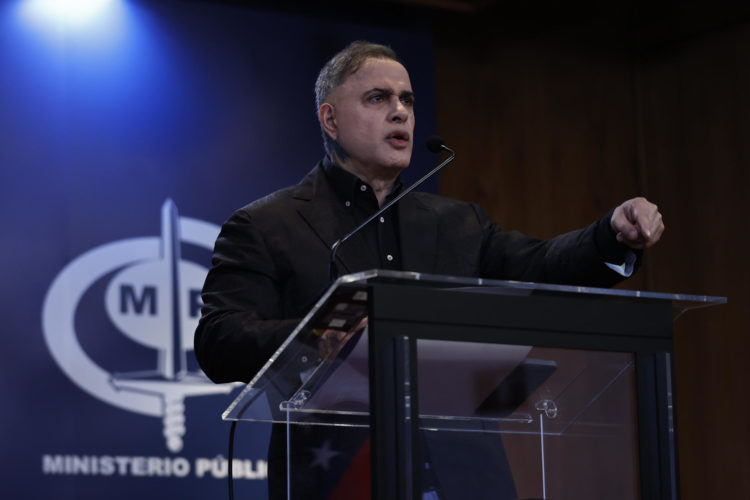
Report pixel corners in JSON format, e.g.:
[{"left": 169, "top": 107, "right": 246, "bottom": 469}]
[{"left": 294, "top": 164, "right": 378, "bottom": 275}]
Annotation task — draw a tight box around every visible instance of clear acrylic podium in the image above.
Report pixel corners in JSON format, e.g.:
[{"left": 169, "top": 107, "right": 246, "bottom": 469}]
[{"left": 223, "top": 270, "right": 725, "bottom": 500}]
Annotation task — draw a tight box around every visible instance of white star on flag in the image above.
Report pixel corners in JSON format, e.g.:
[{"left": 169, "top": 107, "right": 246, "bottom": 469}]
[{"left": 309, "top": 440, "right": 341, "bottom": 470}]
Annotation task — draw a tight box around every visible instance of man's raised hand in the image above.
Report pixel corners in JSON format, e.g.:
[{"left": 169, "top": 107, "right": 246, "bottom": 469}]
[{"left": 611, "top": 197, "right": 665, "bottom": 250}]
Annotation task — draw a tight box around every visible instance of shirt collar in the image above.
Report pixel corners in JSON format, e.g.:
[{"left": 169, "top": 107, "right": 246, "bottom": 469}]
[{"left": 322, "top": 156, "right": 404, "bottom": 204}]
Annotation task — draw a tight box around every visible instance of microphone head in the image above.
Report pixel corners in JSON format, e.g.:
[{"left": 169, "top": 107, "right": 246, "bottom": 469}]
[{"left": 426, "top": 135, "right": 445, "bottom": 153}]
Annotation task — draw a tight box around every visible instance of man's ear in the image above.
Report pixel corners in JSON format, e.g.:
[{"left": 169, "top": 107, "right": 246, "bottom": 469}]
[{"left": 318, "top": 103, "right": 337, "bottom": 140}]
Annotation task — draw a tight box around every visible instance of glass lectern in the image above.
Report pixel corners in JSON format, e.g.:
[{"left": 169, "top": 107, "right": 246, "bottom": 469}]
[{"left": 223, "top": 270, "right": 725, "bottom": 500}]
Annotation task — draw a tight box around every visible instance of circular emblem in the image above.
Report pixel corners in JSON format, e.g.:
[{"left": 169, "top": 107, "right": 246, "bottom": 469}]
[{"left": 41, "top": 201, "right": 236, "bottom": 452}]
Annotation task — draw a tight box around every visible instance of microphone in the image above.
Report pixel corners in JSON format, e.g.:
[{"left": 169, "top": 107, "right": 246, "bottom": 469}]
[
  {"left": 328, "top": 136, "right": 456, "bottom": 282},
  {"left": 426, "top": 135, "right": 446, "bottom": 154}
]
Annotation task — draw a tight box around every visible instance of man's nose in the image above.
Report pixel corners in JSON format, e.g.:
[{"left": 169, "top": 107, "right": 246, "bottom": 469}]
[{"left": 390, "top": 99, "right": 409, "bottom": 122}]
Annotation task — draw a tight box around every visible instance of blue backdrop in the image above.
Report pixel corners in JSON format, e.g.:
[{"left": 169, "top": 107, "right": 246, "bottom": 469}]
[{"left": 0, "top": 1, "right": 436, "bottom": 497}]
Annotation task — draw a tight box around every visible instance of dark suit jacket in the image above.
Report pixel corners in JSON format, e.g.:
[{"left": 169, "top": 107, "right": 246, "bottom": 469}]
[
  {"left": 194, "top": 161, "right": 637, "bottom": 499},
  {"left": 195, "top": 161, "right": 633, "bottom": 384}
]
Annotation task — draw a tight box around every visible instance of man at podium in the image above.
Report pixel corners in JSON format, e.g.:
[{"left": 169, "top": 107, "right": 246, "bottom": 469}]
[{"left": 195, "top": 41, "right": 664, "bottom": 499}]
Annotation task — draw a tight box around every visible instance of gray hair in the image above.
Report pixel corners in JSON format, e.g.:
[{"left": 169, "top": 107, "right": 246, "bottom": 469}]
[{"left": 315, "top": 41, "right": 401, "bottom": 160}]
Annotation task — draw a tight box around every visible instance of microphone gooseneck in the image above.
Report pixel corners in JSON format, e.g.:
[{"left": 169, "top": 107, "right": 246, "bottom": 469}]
[{"left": 328, "top": 136, "right": 456, "bottom": 282}]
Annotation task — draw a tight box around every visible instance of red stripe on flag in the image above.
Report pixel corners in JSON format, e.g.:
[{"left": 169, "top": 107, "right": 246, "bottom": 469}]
[{"left": 329, "top": 438, "right": 371, "bottom": 500}]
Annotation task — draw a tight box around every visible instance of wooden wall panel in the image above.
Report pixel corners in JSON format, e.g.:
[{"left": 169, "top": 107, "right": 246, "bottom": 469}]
[
  {"left": 433, "top": 21, "right": 748, "bottom": 499},
  {"left": 636, "top": 25, "right": 750, "bottom": 499}
]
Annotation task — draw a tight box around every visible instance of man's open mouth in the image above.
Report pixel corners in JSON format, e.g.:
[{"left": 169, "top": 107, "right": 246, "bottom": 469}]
[{"left": 387, "top": 131, "right": 410, "bottom": 146}]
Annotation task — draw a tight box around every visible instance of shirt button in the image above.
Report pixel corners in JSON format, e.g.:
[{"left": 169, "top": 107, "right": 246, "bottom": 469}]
[
  {"left": 386, "top": 254, "right": 394, "bottom": 262},
  {"left": 379, "top": 216, "right": 385, "bottom": 223},
  {"left": 345, "top": 201, "right": 351, "bottom": 207},
  {"left": 360, "top": 185, "right": 367, "bottom": 192}
]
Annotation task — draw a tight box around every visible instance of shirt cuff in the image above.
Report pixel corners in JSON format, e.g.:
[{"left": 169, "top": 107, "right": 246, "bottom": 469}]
[{"left": 605, "top": 251, "right": 637, "bottom": 277}]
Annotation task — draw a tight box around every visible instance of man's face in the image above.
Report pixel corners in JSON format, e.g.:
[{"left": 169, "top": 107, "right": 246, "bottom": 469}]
[{"left": 323, "top": 57, "right": 415, "bottom": 178}]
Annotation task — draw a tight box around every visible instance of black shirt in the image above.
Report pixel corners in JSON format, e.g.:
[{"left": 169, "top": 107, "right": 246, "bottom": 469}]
[{"left": 322, "top": 157, "right": 403, "bottom": 271}]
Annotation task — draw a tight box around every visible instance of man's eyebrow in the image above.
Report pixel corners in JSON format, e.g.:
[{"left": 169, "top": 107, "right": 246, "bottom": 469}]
[
  {"left": 367, "top": 88, "right": 415, "bottom": 98},
  {"left": 367, "top": 87, "right": 393, "bottom": 96}
]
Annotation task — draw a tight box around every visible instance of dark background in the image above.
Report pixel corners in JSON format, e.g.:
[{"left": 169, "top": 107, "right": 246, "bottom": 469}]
[{"left": 429, "top": 2, "right": 749, "bottom": 498}]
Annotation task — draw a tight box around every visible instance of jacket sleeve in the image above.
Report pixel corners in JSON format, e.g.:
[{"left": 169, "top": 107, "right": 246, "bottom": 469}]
[
  {"left": 194, "top": 209, "right": 300, "bottom": 384},
  {"left": 477, "top": 205, "right": 640, "bottom": 287}
]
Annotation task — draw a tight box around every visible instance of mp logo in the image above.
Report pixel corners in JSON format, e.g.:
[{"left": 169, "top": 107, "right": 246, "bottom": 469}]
[{"left": 42, "top": 200, "right": 236, "bottom": 452}]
